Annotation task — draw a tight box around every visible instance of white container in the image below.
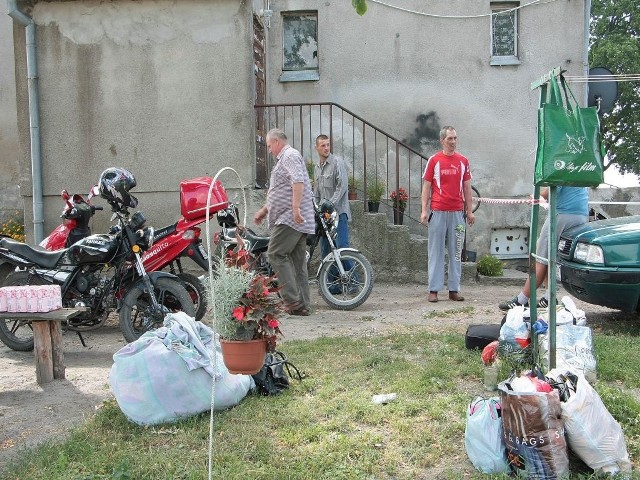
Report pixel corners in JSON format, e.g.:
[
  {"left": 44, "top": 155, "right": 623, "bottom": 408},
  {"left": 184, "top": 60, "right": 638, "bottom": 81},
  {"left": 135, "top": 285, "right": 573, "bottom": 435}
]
[{"left": 372, "top": 393, "right": 397, "bottom": 405}]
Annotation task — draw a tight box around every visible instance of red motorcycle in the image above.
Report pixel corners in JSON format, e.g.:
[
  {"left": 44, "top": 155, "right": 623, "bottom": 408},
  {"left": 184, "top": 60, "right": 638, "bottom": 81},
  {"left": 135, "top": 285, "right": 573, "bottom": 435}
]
[{"left": 9, "top": 177, "right": 229, "bottom": 322}]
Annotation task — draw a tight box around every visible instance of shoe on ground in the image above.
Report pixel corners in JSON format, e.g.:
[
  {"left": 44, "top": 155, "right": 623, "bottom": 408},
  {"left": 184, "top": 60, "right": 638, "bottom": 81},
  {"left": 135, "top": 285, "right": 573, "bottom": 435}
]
[
  {"left": 449, "top": 291, "right": 464, "bottom": 301},
  {"left": 428, "top": 291, "right": 438, "bottom": 303},
  {"left": 289, "top": 307, "right": 310, "bottom": 316},
  {"left": 499, "top": 296, "right": 528, "bottom": 311}
]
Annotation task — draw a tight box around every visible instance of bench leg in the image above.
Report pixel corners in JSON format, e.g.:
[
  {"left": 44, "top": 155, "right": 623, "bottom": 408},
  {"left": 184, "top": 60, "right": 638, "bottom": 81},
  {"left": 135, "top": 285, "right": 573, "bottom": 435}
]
[
  {"left": 50, "top": 320, "right": 66, "bottom": 380},
  {"left": 33, "top": 321, "right": 54, "bottom": 385}
]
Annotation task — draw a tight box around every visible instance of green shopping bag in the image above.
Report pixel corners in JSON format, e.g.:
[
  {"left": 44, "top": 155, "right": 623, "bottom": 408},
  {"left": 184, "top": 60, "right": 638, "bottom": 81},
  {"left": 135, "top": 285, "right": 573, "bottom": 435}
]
[{"left": 534, "top": 75, "right": 604, "bottom": 187}]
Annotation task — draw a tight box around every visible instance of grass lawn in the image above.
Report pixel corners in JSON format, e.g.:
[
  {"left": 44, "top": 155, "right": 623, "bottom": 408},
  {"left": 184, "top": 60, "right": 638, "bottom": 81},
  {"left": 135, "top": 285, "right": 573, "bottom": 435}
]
[{"left": 2, "top": 323, "right": 639, "bottom": 479}]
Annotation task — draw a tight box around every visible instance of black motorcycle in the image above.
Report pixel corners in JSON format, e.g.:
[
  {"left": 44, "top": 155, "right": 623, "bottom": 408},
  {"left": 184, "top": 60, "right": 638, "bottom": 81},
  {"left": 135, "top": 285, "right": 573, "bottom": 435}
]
[
  {"left": 0, "top": 168, "right": 195, "bottom": 350},
  {"left": 214, "top": 200, "right": 374, "bottom": 310}
]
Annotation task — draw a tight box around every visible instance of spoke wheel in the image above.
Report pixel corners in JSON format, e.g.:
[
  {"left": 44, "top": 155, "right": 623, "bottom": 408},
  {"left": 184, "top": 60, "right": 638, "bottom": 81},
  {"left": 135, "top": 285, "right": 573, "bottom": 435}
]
[
  {"left": 318, "top": 251, "right": 374, "bottom": 310},
  {"left": 119, "top": 278, "right": 196, "bottom": 343},
  {"left": 177, "top": 272, "right": 207, "bottom": 322}
]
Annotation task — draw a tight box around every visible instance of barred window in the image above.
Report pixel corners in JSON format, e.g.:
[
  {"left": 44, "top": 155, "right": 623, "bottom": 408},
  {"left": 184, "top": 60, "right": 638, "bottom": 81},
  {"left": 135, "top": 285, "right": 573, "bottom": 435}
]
[{"left": 490, "top": 2, "right": 520, "bottom": 66}]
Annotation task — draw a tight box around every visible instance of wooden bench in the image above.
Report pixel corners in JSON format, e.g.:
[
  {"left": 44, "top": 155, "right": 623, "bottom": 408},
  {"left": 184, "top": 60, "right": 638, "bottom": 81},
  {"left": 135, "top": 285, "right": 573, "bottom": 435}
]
[{"left": 0, "top": 308, "right": 87, "bottom": 385}]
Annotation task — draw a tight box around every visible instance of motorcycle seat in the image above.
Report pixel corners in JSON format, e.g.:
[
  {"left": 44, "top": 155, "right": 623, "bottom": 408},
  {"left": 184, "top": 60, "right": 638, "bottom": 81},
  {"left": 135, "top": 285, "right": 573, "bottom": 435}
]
[
  {"left": 153, "top": 222, "right": 177, "bottom": 243},
  {"left": 0, "top": 237, "right": 67, "bottom": 269}
]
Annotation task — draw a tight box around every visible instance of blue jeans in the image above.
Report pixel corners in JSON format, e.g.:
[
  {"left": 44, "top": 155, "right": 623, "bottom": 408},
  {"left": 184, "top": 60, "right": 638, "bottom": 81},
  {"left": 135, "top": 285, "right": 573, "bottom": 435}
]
[
  {"left": 319, "top": 213, "right": 355, "bottom": 289},
  {"left": 320, "top": 212, "right": 350, "bottom": 259}
]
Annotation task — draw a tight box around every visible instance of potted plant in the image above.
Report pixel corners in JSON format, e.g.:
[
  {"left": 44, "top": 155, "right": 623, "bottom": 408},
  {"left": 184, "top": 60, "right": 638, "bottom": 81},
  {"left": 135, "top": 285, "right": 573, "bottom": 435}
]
[
  {"left": 390, "top": 187, "right": 409, "bottom": 225},
  {"left": 348, "top": 175, "right": 361, "bottom": 200},
  {"left": 207, "top": 249, "right": 284, "bottom": 374},
  {"left": 366, "top": 178, "right": 385, "bottom": 213}
]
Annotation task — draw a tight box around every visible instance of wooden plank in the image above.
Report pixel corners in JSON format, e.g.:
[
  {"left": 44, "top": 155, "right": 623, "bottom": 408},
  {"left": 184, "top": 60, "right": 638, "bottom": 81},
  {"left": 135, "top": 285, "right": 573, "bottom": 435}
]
[
  {"left": 50, "top": 320, "right": 65, "bottom": 380},
  {"left": 0, "top": 307, "right": 87, "bottom": 322},
  {"left": 33, "top": 321, "right": 54, "bottom": 385}
]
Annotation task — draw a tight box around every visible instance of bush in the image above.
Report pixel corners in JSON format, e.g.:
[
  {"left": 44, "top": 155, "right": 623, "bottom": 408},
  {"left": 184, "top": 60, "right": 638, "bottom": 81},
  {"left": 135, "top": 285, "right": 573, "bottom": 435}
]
[
  {"left": 476, "top": 254, "right": 503, "bottom": 277},
  {"left": 0, "top": 212, "right": 25, "bottom": 242}
]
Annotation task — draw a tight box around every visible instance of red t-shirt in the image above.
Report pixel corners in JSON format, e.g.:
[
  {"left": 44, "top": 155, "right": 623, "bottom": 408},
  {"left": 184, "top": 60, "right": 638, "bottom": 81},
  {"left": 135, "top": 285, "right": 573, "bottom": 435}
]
[{"left": 423, "top": 151, "right": 472, "bottom": 211}]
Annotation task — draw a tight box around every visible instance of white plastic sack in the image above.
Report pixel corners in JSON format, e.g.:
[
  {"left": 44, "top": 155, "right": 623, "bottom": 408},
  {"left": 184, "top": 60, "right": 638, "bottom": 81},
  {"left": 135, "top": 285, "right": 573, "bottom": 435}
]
[
  {"left": 538, "top": 324, "right": 597, "bottom": 383},
  {"left": 464, "top": 396, "right": 511, "bottom": 474},
  {"left": 499, "top": 306, "right": 530, "bottom": 343},
  {"left": 547, "top": 369, "right": 632, "bottom": 476},
  {"left": 110, "top": 312, "right": 253, "bottom": 425}
]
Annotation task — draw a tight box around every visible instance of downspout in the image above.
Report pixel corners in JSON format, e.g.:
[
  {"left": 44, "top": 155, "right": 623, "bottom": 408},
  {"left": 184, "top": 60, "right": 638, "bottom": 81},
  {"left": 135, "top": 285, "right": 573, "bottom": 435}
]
[
  {"left": 583, "top": 0, "right": 591, "bottom": 105},
  {"left": 8, "top": 0, "right": 44, "bottom": 243}
]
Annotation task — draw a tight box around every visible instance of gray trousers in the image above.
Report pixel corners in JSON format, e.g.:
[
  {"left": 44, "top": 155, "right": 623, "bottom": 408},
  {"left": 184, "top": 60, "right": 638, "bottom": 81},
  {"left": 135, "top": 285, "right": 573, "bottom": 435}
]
[
  {"left": 268, "top": 224, "right": 310, "bottom": 310},
  {"left": 427, "top": 210, "right": 465, "bottom": 293}
]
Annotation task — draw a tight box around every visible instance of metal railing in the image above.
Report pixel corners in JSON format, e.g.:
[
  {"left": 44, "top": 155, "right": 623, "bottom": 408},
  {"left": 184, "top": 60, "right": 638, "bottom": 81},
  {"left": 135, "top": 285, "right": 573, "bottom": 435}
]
[{"left": 254, "top": 102, "right": 430, "bottom": 223}]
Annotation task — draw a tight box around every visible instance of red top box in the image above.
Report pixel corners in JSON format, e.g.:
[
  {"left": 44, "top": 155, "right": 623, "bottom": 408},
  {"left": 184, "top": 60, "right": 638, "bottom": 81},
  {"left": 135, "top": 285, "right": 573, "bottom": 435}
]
[{"left": 180, "top": 177, "right": 229, "bottom": 221}]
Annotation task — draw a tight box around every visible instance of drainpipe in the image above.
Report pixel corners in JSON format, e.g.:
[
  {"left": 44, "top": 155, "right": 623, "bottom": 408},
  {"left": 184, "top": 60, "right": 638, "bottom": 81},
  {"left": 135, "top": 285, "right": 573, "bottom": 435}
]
[
  {"left": 583, "top": 0, "right": 591, "bottom": 105},
  {"left": 8, "top": 0, "right": 44, "bottom": 243}
]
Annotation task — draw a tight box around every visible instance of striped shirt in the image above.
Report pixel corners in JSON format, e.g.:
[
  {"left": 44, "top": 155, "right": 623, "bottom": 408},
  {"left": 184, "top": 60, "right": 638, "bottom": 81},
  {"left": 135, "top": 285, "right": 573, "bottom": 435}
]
[{"left": 267, "top": 145, "right": 315, "bottom": 234}]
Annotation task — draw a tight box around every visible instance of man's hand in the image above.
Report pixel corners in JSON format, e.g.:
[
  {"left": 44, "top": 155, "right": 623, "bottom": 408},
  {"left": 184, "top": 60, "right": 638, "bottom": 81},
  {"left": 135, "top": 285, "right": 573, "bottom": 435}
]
[
  {"left": 254, "top": 206, "right": 267, "bottom": 225},
  {"left": 466, "top": 211, "right": 475, "bottom": 226},
  {"left": 293, "top": 207, "right": 304, "bottom": 224},
  {"left": 420, "top": 211, "right": 429, "bottom": 225}
]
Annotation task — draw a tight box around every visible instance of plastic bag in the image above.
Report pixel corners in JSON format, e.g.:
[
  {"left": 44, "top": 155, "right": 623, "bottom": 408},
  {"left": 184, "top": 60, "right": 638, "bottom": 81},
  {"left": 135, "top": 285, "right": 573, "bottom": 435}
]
[
  {"left": 547, "top": 369, "right": 632, "bottom": 476},
  {"left": 499, "top": 306, "right": 530, "bottom": 347},
  {"left": 538, "top": 324, "right": 597, "bottom": 383},
  {"left": 110, "top": 312, "right": 253, "bottom": 425},
  {"left": 499, "top": 382, "right": 569, "bottom": 479},
  {"left": 464, "top": 396, "right": 511, "bottom": 474}
]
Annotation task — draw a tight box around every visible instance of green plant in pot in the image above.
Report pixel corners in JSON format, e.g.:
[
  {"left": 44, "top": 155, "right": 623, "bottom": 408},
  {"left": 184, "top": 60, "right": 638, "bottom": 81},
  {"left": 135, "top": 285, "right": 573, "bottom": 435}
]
[
  {"left": 206, "top": 249, "right": 284, "bottom": 374},
  {"left": 366, "top": 178, "right": 385, "bottom": 213},
  {"left": 348, "top": 176, "right": 361, "bottom": 200}
]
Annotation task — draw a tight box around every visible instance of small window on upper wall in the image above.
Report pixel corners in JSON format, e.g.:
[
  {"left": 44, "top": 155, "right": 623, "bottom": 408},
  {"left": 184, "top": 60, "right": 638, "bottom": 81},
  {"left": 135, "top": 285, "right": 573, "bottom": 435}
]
[
  {"left": 279, "top": 12, "right": 319, "bottom": 82},
  {"left": 490, "top": 2, "right": 520, "bottom": 66}
]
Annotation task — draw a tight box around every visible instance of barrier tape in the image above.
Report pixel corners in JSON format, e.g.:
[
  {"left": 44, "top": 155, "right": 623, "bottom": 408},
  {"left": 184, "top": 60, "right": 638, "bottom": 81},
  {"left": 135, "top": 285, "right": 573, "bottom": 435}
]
[{"left": 473, "top": 197, "right": 640, "bottom": 207}]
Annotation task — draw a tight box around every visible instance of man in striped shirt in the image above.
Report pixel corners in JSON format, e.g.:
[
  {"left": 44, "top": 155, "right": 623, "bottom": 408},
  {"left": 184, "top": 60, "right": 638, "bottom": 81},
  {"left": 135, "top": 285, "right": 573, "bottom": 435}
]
[
  {"left": 255, "top": 128, "right": 315, "bottom": 316},
  {"left": 420, "top": 126, "right": 476, "bottom": 303}
]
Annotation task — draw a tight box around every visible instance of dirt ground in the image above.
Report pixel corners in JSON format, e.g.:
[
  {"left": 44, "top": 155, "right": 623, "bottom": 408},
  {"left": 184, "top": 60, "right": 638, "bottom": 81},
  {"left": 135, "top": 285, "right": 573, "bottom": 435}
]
[{"left": 0, "top": 276, "right": 628, "bottom": 471}]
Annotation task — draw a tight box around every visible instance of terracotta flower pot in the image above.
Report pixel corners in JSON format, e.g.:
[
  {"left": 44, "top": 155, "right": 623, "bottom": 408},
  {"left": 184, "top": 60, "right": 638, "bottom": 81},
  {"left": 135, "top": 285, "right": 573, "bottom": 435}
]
[{"left": 219, "top": 338, "right": 267, "bottom": 374}]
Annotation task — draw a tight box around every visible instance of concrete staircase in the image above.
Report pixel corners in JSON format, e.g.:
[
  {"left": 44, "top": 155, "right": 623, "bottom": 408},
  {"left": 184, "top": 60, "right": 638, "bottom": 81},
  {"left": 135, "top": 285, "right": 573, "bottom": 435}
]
[{"left": 348, "top": 200, "right": 526, "bottom": 287}]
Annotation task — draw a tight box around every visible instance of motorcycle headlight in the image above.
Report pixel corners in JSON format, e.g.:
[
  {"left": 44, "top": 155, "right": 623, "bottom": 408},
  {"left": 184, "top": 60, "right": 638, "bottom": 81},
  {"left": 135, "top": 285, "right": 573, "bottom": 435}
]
[
  {"left": 137, "top": 226, "right": 155, "bottom": 250},
  {"left": 573, "top": 242, "right": 604, "bottom": 265},
  {"left": 130, "top": 211, "right": 146, "bottom": 230}
]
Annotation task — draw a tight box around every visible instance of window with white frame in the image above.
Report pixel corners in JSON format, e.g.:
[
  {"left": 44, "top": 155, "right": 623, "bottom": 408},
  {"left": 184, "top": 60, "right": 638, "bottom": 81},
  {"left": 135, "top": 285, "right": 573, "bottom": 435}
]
[
  {"left": 280, "top": 12, "right": 319, "bottom": 82},
  {"left": 490, "top": 2, "right": 520, "bottom": 65}
]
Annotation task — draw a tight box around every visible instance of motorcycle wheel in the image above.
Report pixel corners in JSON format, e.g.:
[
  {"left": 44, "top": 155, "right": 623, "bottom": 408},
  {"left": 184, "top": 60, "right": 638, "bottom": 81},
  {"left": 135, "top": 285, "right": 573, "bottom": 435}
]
[
  {"left": 318, "top": 250, "right": 374, "bottom": 310},
  {"left": 119, "top": 277, "right": 196, "bottom": 343},
  {"left": 177, "top": 272, "right": 207, "bottom": 322},
  {"left": 0, "top": 270, "right": 44, "bottom": 351},
  {"left": 0, "top": 261, "right": 16, "bottom": 287}
]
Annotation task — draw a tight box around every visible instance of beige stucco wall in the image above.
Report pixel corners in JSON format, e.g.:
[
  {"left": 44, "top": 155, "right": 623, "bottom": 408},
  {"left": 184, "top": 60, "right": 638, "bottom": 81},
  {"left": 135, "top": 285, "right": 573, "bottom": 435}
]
[
  {"left": 0, "top": 13, "right": 23, "bottom": 224},
  {"left": 13, "top": 0, "right": 256, "bottom": 238},
  {"left": 265, "top": 0, "right": 588, "bottom": 256}
]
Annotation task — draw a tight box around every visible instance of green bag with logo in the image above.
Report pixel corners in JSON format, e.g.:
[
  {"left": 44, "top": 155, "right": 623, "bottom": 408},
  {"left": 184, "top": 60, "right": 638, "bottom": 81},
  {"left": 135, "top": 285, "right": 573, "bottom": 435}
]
[{"left": 534, "top": 75, "right": 604, "bottom": 187}]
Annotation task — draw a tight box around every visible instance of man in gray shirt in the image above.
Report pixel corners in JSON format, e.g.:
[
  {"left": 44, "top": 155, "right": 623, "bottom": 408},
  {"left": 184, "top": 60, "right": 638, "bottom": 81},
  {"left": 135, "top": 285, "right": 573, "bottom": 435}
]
[{"left": 313, "top": 134, "right": 352, "bottom": 260}]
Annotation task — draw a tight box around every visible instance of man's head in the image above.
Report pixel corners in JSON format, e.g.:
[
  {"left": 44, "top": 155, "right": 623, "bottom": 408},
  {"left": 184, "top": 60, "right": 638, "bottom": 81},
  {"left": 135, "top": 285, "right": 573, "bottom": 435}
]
[
  {"left": 439, "top": 126, "right": 457, "bottom": 155},
  {"left": 266, "top": 128, "right": 288, "bottom": 157},
  {"left": 315, "top": 134, "right": 331, "bottom": 163}
]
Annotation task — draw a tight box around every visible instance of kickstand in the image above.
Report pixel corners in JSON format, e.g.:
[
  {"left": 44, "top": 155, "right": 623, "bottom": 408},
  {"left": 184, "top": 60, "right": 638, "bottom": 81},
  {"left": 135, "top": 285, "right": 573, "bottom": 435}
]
[{"left": 76, "top": 331, "right": 87, "bottom": 347}]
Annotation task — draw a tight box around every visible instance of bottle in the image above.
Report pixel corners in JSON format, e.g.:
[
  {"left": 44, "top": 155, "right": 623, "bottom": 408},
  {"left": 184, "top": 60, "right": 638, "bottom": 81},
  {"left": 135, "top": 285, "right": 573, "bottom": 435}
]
[{"left": 484, "top": 362, "right": 499, "bottom": 391}]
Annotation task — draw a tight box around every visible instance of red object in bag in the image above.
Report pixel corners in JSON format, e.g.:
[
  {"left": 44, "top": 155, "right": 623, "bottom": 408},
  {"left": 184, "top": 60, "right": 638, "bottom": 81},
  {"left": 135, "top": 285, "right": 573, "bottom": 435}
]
[{"left": 481, "top": 341, "right": 499, "bottom": 366}]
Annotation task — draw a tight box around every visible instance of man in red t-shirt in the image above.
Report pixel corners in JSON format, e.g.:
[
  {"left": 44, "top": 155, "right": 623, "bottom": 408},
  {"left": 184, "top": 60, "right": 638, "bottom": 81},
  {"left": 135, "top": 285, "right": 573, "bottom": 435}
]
[{"left": 420, "top": 126, "right": 475, "bottom": 302}]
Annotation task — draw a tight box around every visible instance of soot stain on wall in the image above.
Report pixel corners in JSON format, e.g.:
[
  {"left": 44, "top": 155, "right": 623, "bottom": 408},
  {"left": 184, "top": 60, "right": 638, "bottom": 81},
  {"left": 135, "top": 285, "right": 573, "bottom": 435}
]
[{"left": 403, "top": 111, "right": 441, "bottom": 156}]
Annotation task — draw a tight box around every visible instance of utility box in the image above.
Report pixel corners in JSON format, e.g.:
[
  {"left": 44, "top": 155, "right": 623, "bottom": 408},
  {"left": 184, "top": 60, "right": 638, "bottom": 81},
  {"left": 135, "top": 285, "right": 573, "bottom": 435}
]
[{"left": 491, "top": 227, "right": 529, "bottom": 259}]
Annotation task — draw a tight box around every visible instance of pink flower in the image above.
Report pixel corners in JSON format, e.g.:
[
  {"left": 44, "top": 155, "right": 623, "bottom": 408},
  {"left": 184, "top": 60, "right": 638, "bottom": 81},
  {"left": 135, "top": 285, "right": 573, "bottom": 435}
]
[
  {"left": 267, "top": 318, "right": 279, "bottom": 328},
  {"left": 232, "top": 306, "right": 246, "bottom": 321}
]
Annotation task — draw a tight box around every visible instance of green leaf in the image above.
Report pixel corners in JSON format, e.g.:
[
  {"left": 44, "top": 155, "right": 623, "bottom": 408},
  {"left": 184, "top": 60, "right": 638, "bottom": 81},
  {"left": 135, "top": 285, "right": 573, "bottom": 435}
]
[{"left": 352, "top": 0, "right": 368, "bottom": 16}]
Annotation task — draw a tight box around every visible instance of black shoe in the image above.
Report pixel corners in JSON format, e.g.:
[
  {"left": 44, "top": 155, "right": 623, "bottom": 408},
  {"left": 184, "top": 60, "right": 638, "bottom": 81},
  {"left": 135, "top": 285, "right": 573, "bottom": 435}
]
[
  {"left": 498, "top": 296, "right": 528, "bottom": 311},
  {"left": 536, "top": 297, "right": 557, "bottom": 309}
]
